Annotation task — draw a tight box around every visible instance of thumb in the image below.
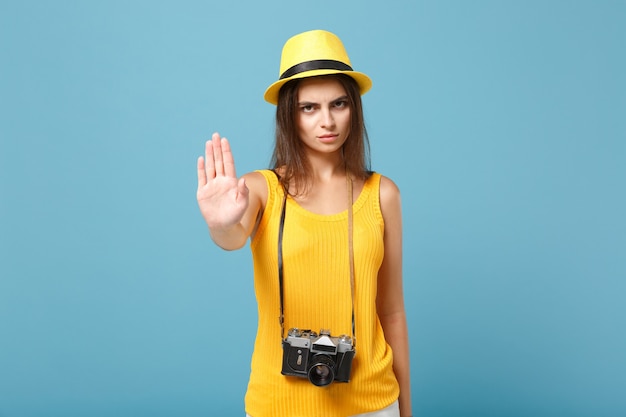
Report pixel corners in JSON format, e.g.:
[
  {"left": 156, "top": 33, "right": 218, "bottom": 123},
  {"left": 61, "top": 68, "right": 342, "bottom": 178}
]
[{"left": 237, "top": 177, "right": 249, "bottom": 199}]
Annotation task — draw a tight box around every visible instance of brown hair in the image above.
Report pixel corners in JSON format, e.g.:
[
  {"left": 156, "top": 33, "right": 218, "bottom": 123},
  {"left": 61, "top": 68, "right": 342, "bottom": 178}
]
[{"left": 270, "top": 74, "right": 371, "bottom": 195}]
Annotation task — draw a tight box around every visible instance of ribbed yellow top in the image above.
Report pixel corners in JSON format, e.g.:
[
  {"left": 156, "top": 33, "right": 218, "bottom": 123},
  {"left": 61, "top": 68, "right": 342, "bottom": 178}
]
[{"left": 245, "top": 170, "right": 399, "bottom": 417}]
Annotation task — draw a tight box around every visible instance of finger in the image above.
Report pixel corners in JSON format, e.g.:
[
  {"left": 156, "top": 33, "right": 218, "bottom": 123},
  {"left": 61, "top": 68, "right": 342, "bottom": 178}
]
[
  {"left": 212, "top": 132, "right": 225, "bottom": 176},
  {"left": 197, "top": 156, "right": 207, "bottom": 187},
  {"left": 237, "top": 177, "right": 249, "bottom": 200},
  {"left": 204, "top": 138, "right": 215, "bottom": 179},
  {"left": 221, "top": 138, "right": 237, "bottom": 179}
]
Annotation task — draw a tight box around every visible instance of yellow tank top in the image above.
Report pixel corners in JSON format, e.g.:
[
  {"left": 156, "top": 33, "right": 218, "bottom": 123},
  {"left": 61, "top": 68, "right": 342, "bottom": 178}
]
[{"left": 245, "top": 170, "right": 399, "bottom": 417}]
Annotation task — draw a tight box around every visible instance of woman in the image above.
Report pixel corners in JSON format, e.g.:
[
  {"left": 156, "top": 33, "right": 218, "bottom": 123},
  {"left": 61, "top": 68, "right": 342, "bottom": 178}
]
[{"left": 197, "top": 30, "right": 412, "bottom": 417}]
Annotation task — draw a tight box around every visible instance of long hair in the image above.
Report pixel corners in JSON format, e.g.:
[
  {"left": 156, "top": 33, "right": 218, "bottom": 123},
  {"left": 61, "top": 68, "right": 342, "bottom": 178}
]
[{"left": 270, "top": 74, "right": 371, "bottom": 195}]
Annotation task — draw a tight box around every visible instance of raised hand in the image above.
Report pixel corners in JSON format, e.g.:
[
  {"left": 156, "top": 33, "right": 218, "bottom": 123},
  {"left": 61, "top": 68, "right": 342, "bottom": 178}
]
[{"left": 197, "top": 132, "right": 249, "bottom": 231}]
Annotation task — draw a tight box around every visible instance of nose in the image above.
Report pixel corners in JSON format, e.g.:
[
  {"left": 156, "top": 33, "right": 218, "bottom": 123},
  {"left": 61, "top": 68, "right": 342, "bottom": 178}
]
[{"left": 320, "top": 107, "right": 335, "bottom": 129}]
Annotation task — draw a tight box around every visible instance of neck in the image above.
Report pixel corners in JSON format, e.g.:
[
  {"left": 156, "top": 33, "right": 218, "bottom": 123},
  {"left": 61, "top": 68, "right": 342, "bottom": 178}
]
[{"left": 305, "top": 152, "right": 346, "bottom": 183}]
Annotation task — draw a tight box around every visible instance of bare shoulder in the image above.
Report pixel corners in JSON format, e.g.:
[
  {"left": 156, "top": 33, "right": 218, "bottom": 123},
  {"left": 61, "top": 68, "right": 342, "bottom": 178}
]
[
  {"left": 378, "top": 175, "right": 402, "bottom": 216},
  {"left": 242, "top": 171, "right": 268, "bottom": 192},
  {"left": 238, "top": 171, "right": 270, "bottom": 239},
  {"left": 242, "top": 171, "right": 269, "bottom": 208}
]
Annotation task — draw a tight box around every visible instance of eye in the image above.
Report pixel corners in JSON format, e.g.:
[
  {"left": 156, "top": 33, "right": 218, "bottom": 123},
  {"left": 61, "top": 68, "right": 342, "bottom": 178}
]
[
  {"left": 333, "top": 100, "right": 349, "bottom": 109},
  {"left": 300, "top": 104, "right": 315, "bottom": 113}
]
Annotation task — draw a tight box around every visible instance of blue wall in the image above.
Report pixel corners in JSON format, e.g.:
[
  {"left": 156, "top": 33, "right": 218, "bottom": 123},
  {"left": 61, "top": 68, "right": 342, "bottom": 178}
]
[{"left": 1, "top": 1, "right": 624, "bottom": 416}]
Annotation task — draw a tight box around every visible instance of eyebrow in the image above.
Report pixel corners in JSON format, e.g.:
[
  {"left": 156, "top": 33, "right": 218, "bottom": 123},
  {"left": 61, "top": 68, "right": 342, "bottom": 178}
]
[{"left": 298, "top": 95, "right": 349, "bottom": 106}]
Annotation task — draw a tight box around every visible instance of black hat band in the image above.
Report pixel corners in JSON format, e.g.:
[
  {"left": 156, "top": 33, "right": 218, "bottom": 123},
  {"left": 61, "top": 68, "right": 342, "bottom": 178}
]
[{"left": 280, "top": 59, "right": 353, "bottom": 80}]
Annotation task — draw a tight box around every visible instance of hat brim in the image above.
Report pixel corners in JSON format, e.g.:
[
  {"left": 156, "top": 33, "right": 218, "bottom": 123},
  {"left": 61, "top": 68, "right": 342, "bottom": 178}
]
[{"left": 263, "top": 69, "right": 372, "bottom": 105}]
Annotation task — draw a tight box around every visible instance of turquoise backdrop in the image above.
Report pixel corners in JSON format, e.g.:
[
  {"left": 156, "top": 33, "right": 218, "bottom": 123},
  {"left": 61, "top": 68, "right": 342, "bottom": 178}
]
[{"left": 1, "top": 1, "right": 624, "bottom": 416}]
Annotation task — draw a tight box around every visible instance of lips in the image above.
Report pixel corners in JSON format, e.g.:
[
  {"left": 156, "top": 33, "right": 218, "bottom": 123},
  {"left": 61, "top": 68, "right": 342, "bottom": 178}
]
[{"left": 318, "top": 134, "right": 339, "bottom": 143}]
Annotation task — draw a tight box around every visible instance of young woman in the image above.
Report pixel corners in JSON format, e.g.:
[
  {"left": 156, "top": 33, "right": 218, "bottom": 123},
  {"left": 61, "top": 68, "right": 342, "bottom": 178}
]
[{"left": 197, "top": 30, "right": 412, "bottom": 417}]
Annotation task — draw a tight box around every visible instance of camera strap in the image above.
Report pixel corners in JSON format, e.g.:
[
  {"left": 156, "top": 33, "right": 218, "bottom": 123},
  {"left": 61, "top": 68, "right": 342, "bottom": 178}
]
[{"left": 277, "top": 172, "right": 356, "bottom": 348}]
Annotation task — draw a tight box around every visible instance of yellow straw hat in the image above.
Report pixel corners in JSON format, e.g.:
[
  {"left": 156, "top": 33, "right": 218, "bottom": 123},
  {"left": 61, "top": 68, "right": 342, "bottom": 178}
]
[{"left": 264, "top": 30, "right": 372, "bottom": 105}]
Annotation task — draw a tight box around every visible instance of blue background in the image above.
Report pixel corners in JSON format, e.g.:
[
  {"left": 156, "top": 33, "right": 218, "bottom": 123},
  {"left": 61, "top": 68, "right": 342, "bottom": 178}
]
[{"left": 1, "top": 1, "right": 624, "bottom": 416}]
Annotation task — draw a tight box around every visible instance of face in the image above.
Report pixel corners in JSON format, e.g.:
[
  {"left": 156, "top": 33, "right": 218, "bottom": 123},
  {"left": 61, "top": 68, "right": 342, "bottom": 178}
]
[{"left": 296, "top": 77, "right": 351, "bottom": 156}]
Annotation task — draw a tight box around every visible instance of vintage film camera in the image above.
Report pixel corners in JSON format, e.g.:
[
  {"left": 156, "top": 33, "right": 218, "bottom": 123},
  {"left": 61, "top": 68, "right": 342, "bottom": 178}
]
[{"left": 281, "top": 328, "right": 355, "bottom": 387}]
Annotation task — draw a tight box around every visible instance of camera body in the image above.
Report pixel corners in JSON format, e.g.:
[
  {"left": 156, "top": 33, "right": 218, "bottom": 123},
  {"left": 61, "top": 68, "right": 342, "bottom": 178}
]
[{"left": 281, "top": 328, "right": 355, "bottom": 386}]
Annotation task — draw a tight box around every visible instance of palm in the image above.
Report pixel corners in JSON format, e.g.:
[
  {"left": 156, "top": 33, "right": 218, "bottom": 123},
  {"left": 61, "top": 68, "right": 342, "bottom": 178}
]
[{"left": 197, "top": 133, "right": 249, "bottom": 228}]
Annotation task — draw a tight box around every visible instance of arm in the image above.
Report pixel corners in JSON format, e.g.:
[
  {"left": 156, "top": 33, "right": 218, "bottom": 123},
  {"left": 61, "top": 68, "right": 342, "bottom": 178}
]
[
  {"left": 377, "top": 176, "right": 413, "bottom": 417},
  {"left": 196, "top": 132, "right": 265, "bottom": 250}
]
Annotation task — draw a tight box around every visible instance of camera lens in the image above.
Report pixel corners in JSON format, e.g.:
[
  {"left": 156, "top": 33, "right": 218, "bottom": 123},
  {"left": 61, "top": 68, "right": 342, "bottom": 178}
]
[{"left": 307, "top": 355, "right": 335, "bottom": 387}]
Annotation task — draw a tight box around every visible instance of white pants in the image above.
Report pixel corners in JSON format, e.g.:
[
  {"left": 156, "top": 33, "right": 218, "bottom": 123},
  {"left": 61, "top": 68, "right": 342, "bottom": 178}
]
[{"left": 246, "top": 399, "right": 400, "bottom": 417}]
